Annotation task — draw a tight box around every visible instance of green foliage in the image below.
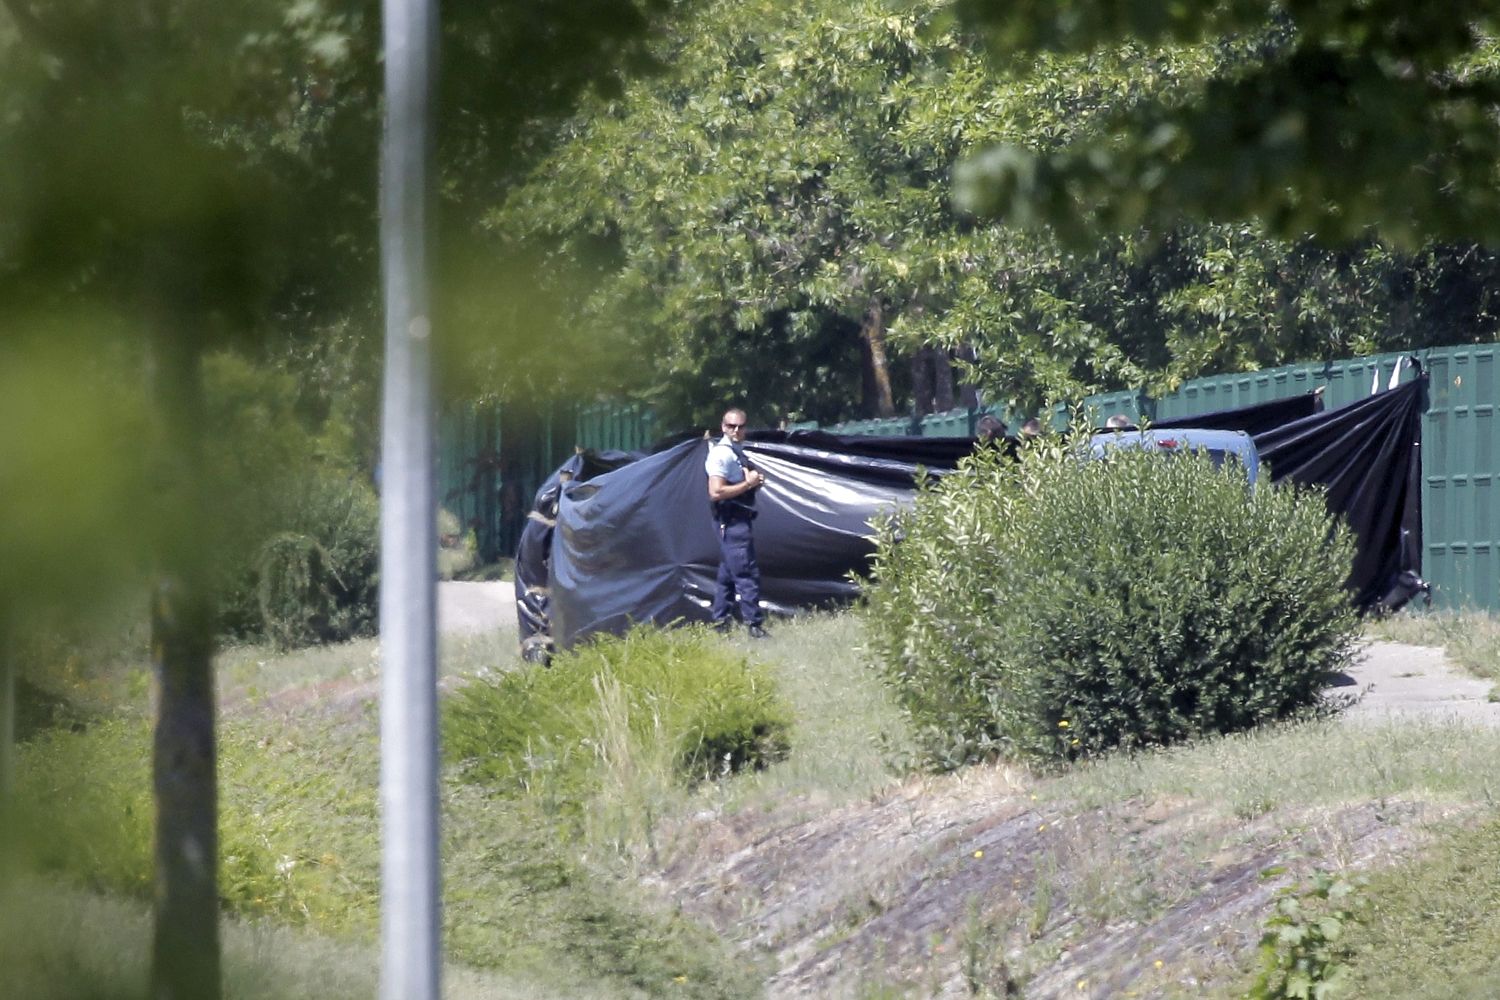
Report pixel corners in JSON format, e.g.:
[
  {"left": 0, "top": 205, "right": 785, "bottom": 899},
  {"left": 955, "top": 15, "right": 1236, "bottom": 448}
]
[
  {"left": 11, "top": 719, "right": 155, "bottom": 900},
  {"left": 205, "top": 353, "right": 379, "bottom": 648},
  {"left": 1249, "top": 871, "right": 1365, "bottom": 1000},
  {"left": 11, "top": 717, "right": 373, "bottom": 929},
  {"left": 497, "top": 0, "right": 1500, "bottom": 421},
  {"left": 445, "top": 626, "right": 793, "bottom": 805},
  {"left": 1336, "top": 811, "right": 1500, "bottom": 998},
  {"left": 0, "top": 333, "right": 155, "bottom": 618},
  {"left": 11, "top": 656, "right": 764, "bottom": 999},
  {"left": 863, "top": 440, "right": 1361, "bottom": 767},
  {"left": 956, "top": 0, "right": 1500, "bottom": 247}
]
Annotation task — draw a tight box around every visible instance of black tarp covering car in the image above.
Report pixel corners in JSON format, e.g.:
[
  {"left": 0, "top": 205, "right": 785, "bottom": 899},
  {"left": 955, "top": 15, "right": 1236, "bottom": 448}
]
[
  {"left": 514, "top": 431, "right": 968, "bottom": 654},
  {"left": 516, "top": 375, "right": 1427, "bottom": 652}
]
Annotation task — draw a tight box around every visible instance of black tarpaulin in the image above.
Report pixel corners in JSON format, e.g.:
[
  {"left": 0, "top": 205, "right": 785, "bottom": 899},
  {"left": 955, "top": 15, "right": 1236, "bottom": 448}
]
[
  {"left": 1251, "top": 376, "right": 1427, "bottom": 610},
  {"left": 545, "top": 433, "right": 959, "bottom": 648},
  {"left": 522, "top": 379, "right": 1426, "bottom": 651},
  {"left": 514, "top": 448, "right": 641, "bottom": 657},
  {"left": 1155, "top": 391, "right": 1323, "bottom": 437},
  {"left": 1153, "top": 379, "right": 1427, "bottom": 609}
]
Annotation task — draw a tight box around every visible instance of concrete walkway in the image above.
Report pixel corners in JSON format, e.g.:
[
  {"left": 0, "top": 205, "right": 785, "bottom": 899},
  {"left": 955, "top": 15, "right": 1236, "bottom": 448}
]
[
  {"left": 1337, "top": 640, "right": 1500, "bottom": 726},
  {"left": 438, "top": 580, "right": 516, "bottom": 638}
]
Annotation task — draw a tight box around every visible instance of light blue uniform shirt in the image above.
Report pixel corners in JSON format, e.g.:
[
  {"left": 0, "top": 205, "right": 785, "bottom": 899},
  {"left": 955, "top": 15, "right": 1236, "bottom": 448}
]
[{"left": 705, "top": 436, "right": 746, "bottom": 484}]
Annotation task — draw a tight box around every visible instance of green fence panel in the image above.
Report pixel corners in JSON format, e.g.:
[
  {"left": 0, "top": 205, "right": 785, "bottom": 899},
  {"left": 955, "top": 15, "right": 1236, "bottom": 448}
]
[
  {"left": 574, "top": 401, "right": 659, "bottom": 452},
  {"left": 918, "top": 409, "right": 972, "bottom": 437},
  {"left": 1422, "top": 345, "right": 1500, "bottom": 612},
  {"left": 833, "top": 416, "right": 912, "bottom": 436},
  {"left": 437, "top": 403, "right": 503, "bottom": 561},
  {"left": 444, "top": 344, "right": 1500, "bottom": 607}
]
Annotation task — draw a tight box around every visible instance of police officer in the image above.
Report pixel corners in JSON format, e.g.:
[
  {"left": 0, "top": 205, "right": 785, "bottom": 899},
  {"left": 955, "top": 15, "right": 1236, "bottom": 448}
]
[{"left": 706, "top": 407, "right": 769, "bottom": 638}]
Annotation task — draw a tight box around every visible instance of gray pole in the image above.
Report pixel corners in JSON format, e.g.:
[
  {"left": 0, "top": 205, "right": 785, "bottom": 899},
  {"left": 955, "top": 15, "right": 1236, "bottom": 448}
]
[{"left": 378, "top": 0, "right": 440, "bottom": 996}]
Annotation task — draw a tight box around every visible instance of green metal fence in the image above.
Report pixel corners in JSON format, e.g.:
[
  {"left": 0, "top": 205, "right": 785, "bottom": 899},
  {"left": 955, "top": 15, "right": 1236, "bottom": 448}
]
[
  {"left": 575, "top": 401, "right": 659, "bottom": 453},
  {"left": 443, "top": 344, "right": 1500, "bottom": 609},
  {"left": 437, "top": 400, "right": 661, "bottom": 563}
]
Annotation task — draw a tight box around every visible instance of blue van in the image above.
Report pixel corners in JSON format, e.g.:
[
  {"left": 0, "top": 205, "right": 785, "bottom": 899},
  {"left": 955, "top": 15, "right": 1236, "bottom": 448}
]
[{"left": 1087, "top": 428, "right": 1260, "bottom": 485}]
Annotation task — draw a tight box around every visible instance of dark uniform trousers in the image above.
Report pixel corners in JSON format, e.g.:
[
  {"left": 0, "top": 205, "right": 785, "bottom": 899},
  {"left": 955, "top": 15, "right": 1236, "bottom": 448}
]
[{"left": 711, "top": 515, "right": 762, "bottom": 626}]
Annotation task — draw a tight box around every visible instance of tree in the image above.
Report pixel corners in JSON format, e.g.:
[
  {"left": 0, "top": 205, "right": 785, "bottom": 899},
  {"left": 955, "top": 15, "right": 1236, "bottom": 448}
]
[
  {"left": 492, "top": 0, "right": 1500, "bottom": 425},
  {"left": 494, "top": 0, "right": 989, "bottom": 425},
  {"left": 953, "top": 0, "right": 1500, "bottom": 247},
  {"left": 0, "top": 0, "right": 673, "bottom": 996}
]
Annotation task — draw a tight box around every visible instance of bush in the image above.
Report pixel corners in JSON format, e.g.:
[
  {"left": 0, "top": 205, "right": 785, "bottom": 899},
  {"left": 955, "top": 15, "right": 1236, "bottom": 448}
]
[
  {"left": 863, "top": 439, "right": 1361, "bottom": 768},
  {"left": 250, "top": 470, "right": 380, "bottom": 649},
  {"left": 445, "top": 626, "right": 793, "bottom": 806},
  {"left": 204, "top": 353, "right": 379, "bottom": 648}
]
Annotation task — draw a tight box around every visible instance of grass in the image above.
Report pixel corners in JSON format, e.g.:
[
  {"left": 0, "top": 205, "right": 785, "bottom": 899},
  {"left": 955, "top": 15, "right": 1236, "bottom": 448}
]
[
  {"left": 0, "top": 874, "right": 638, "bottom": 1000},
  {"left": 14, "top": 635, "right": 763, "bottom": 999},
  {"left": 687, "top": 611, "right": 913, "bottom": 808},
  {"left": 1051, "top": 717, "right": 1500, "bottom": 816},
  {"left": 1337, "top": 813, "right": 1500, "bottom": 999},
  {"left": 13, "top": 607, "right": 1500, "bottom": 998}
]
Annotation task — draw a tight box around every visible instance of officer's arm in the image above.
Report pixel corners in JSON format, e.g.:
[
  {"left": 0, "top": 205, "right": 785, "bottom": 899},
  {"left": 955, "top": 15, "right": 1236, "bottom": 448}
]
[{"left": 708, "top": 473, "right": 761, "bottom": 501}]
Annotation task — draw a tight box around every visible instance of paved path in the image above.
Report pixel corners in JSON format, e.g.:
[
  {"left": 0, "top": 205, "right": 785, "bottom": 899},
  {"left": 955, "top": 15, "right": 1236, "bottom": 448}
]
[
  {"left": 1337, "top": 640, "right": 1500, "bottom": 726},
  {"left": 438, "top": 580, "right": 516, "bottom": 638}
]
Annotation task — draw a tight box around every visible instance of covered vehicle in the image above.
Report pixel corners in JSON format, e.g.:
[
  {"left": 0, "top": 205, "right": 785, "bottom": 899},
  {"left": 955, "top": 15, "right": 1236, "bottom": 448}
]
[
  {"left": 1088, "top": 428, "right": 1260, "bottom": 485},
  {"left": 515, "top": 430, "right": 970, "bottom": 654},
  {"left": 518, "top": 372, "right": 1427, "bottom": 651}
]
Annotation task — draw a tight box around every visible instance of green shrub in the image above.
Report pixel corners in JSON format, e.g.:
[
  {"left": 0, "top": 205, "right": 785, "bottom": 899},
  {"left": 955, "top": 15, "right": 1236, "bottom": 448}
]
[
  {"left": 204, "top": 353, "right": 379, "bottom": 648},
  {"left": 863, "top": 439, "right": 1360, "bottom": 768},
  {"left": 250, "top": 470, "right": 380, "bottom": 649},
  {"left": 445, "top": 626, "right": 793, "bottom": 805}
]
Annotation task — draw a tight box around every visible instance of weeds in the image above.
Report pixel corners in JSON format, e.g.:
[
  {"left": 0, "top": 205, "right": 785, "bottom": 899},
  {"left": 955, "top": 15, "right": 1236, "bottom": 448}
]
[
  {"left": 444, "top": 625, "right": 792, "bottom": 838},
  {"left": 16, "top": 610, "right": 1500, "bottom": 999},
  {"left": 1248, "top": 871, "right": 1365, "bottom": 999}
]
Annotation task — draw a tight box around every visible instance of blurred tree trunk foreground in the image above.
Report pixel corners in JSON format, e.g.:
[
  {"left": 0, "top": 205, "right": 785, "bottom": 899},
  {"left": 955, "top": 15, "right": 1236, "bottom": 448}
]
[{"left": 147, "top": 327, "right": 220, "bottom": 1000}]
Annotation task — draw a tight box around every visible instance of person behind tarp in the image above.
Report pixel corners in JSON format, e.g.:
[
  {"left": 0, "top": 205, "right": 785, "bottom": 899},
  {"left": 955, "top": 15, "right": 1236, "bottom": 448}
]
[
  {"left": 705, "top": 407, "right": 770, "bottom": 638},
  {"left": 975, "top": 414, "right": 1006, "bottom": 442}
]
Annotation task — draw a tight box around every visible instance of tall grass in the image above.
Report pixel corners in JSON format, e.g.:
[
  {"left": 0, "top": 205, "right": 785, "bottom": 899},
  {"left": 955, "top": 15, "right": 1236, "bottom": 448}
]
[
  {"left": 13, "top": 626, "right": 765, "bottom": 1000},
  {"left": 0, "top": 876, "right": 640, "bottom": 1000},
  {"left": 17, "top": 609, "right": 1500, "bottom": 998}
]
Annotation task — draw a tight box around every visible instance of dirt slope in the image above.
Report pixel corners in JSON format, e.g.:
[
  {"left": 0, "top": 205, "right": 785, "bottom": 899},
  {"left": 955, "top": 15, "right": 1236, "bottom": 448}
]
[{"left": 648, "top": 639, "right": 1493, "bottom": 999}]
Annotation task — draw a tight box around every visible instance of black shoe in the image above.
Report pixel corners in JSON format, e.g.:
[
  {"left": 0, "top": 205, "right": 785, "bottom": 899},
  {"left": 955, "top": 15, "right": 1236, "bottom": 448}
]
[
  {"left": 747, "top": 624, "right": 770, "bottom": 639},
  {"left": 712, "top": 619, "right": 733, "bottom": 634}
]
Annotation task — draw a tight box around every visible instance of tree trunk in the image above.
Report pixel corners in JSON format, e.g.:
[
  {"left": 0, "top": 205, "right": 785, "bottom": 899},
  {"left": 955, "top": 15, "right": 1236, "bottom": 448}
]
[
  {"left": 859, "top": 298, "right": 896, "bottom": 418},
  {"left": 910, "top": 348, "right": 935, "bottom": 417},
  {"left": 148, "top": 334, "right": 221, "bottom": 1000},
  {"left": 933, "top": 349, "right": 956, "bottom": 412}
]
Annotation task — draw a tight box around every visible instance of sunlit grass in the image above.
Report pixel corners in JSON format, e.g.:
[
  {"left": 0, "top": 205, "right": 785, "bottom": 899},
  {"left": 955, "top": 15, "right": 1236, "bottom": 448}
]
[
  {"left": 703, "top": 611, "right": 913, "bottom": 808},
  {"left": 17, "top": 608, "right": 1500, "bottom": 998},
  {"left": 0, "top": 875, "right": 633, "bottom": 1000},
  {"left": 1051, "top": 717, "right": 1500, "bottom": 818}
]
